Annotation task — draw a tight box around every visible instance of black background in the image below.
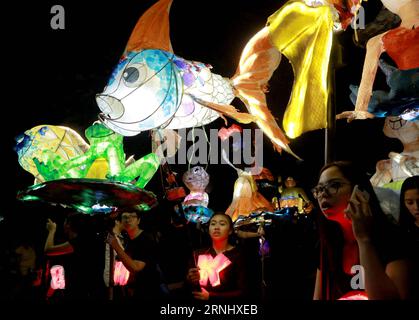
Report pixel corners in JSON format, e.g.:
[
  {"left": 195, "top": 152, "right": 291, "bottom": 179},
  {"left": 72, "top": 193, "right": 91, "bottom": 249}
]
[{"left": 2, "top": 0, "right": 403, "bottom": 242}]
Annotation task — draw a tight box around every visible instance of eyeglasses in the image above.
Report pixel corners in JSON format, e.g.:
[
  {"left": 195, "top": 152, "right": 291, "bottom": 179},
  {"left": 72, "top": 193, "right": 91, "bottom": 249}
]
[{"left": 311, "top": 181, "right": 350, "bottom": 199}]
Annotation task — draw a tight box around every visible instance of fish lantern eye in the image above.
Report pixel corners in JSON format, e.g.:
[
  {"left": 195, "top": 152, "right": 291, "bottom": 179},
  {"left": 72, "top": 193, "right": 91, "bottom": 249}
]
[{"left": 122, "top": 63, "right": 147, "bottom": 88}]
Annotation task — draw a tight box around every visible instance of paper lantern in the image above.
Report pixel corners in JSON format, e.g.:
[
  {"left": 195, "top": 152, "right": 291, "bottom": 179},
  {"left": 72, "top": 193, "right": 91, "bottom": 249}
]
[
  {"left": 218, "top": 124, "right": 243, "bottom": 141},
  {"left": 113, "top": 261, "right": 130, "bottom": 286},
  {"left": 336, "top": 0, "right": 419, "bottom": 121},
  {"left": 348, "top": 60, "right": 419, "bottom": 120},
  {"left": 17, "top": 122, "right": 160, "bottom": 189},
  {"left": 50, "top": 265, "right": 65, "bottom": 290},
  {"left": 218, "top": 124, "right": 244, "bottom": 153},
  {"left": 261, "top": 1, "right": 333, "bottom": 139},
  {"left": 197, "top": 253, "right": 231, "bottom": 287},
  {"left": 14, "top": 125, "right": 89, "bottom": 183},
  {"left": 17, "top": 178, "right": 158, "bottom": 214},
  {"left": 225, "top": 170, "right": 273, "bottom": 222},
  {"left": 338, "top": 290, "right": 368, "bottom": 300},
  {"left": 96, "top": 0, "right": 306, "bottom": 158},
  {"left": 175, "top": 205, "right": 214, "bottom": 224},
  {"left": 182, "top": 166, "right": 210, "bottom": 207},
  {"left": 381, "top": 0, "right": 410, "bottom": 14},
  {"left": 370, "top": 117, "right": 419, "bottom": 188}
]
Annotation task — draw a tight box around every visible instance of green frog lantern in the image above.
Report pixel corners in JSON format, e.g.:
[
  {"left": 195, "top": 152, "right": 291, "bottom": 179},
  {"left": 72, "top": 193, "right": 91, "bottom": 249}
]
[{"left": 27, "top": 122, "right": 159, "bottom": 188}]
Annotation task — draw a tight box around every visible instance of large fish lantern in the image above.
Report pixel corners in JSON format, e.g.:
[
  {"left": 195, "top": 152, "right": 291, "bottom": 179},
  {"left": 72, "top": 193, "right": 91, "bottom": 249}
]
[
  {"left": 97, "top": 48, "right": 233, "bottom": 134},
  {"left": 97, "top": 0, "right": 363, "bottom": 158},
  {"left": 96, "top": 0, "right": 305, "bottom": 157}
]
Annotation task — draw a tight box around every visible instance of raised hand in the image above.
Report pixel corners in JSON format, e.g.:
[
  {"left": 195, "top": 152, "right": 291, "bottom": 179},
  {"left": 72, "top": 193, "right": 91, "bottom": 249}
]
[{"left": 345, "top": 185, "right": 373, "bottom": 243}]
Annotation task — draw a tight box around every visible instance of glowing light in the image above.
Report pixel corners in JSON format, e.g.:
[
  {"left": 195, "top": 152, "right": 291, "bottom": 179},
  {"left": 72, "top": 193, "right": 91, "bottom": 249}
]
[
  {"left": 268, "top": 2, "right": 333, "bottom": 138},
  {"left": 15, "top": 123, "right": 160, "bottom": 189},
  {"left": 338, "top": 291, "right": 368, "bottom": 300},
  {"left": 197, "top": 253, "right": 232, "bottom": 287},
  {"left": 113, "top": 261, "right": 130, "bottom": 286},
  {"left": 50, "top": 265, "right": 65, "bottom": 290}
]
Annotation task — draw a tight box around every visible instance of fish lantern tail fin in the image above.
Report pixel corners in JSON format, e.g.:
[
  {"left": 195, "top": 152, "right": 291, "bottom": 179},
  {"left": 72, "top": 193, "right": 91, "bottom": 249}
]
[{"left": 231, "top": 27, "right": 301, "bottom": 160}]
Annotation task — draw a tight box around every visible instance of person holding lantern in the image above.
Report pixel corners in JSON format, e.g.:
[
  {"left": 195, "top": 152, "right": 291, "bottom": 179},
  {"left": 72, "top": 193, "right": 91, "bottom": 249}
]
[{"left": 185, "top": 212, "right": 247, "bottom": 301}]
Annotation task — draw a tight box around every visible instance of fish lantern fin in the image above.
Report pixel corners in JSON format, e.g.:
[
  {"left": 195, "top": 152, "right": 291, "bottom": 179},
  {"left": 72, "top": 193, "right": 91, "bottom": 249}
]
[{"left": 124, "top": 0, "right": 173, "bottom": 54}]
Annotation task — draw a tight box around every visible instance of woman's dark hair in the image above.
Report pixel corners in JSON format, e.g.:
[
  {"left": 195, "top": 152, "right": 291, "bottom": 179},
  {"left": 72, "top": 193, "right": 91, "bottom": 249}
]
[
  {"left": 64, "top": 212, "right": 84, "bottom": 234},
  {"left": 209, "top": 212, "right": 234, "bottom": 230},
  {"left": 399, "top": 176, "right": 419, "bottom": 231},
  {"left": 318, "top": 161, "right": 386, "bottom": 222},
  {"left": 116, "top": 206, "right": 143, "bottom": 219}
]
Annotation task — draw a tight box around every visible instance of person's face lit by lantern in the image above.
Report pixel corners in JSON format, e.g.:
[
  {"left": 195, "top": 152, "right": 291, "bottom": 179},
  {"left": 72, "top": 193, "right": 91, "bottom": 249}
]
[
  {"left": 404, "top": 188, "right": 419, "bottom": 223},
  {"left": 121, "top": 212, "right": 140, "bottom": 232},
  {"left": 209, "top": 214, "right": 232, "bottom": 241},
  {"left": 313, "top": 166, "right": 352, "bottom": 222}
]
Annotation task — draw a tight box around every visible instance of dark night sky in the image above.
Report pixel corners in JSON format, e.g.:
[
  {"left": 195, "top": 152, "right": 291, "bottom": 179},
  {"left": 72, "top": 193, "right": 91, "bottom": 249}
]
[{"left": 3, "top": 0, "right": 403, "bottom": 240}]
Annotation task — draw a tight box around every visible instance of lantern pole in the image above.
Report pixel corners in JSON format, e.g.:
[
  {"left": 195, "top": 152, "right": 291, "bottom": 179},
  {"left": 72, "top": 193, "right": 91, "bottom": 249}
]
[{"left": 325, "top": 34, "right": 345, "bottom": 165}]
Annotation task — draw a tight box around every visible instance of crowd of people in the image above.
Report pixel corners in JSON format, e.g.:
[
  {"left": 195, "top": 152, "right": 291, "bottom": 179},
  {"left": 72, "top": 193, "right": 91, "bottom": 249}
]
[{"left": 1, "top": 163, "right": 418, "bottom": 302}]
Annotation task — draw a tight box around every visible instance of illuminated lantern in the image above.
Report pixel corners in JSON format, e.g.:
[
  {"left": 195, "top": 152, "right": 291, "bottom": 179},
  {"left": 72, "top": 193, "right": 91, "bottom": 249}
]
[
  {"left": 182, "top": 166, "right": 210, "bottom": 207},
  {"left": 16, "top": 123, "right": 160, "bottom": 214},
  {"left": 338, "top": 291, "right": 368, "bottom": 300},
  {"left": 14, "top": 125, "right": 89, "bottom": 183},
  {"left": 218, "top": 124, "right": 243, "bottom": 141},
  {"left": 218, "top": 124, "right": 243, "bottom": 154},
  {"left": 50, "top": 265, "right": 65, "bottom": 290},
  {"left": 113, "top": 261, "right": 130, "bottom": 286},
  {"left": 175, "top": 205, "right": 214, "bottom": 224},
  {"left": 16, "top": 122, "right": 160, "bottom": 189},
  {"left": 96, "top": 0, "right": 307, "bottom": 158},
  {"left": 337, "top": 0, "right": 419, "bottom": 121},
  {"left": 370, "top": 117, "right": 419, "bottom": 189},
  {"left": 197, "top": 253, "right": 231, "bottom": 287},
  {"left": 226, "top": 169, "right": 273, "bottom": 222}
]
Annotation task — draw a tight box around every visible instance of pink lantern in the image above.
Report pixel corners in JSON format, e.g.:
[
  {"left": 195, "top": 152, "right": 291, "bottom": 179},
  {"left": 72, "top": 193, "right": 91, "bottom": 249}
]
[
  {"left": 197, "top": 253, "right": 231, "bottom": 287},
  {"left": 113, "top": 261, "right": 130, "bottom": 286},
  {"left": 50, "top": 265, "right": 65, "bottom": 290},
  {"left": 338, "top": 291, "right": 368, "bottom": 300},
  {"left": 218, "top": 124, "right": 243, "bottom": 141}
]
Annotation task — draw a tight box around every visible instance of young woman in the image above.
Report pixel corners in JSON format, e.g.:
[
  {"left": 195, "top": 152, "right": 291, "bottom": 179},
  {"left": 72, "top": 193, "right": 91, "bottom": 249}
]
[
  {"left": 399, "top": 175, "right": 419, "bottom": 299},
  {"left": 186, "top": 213, "right": 247, "bottom": 301},
  {"left": 312, "top": 161, "right": 411, "bottom": 300}
]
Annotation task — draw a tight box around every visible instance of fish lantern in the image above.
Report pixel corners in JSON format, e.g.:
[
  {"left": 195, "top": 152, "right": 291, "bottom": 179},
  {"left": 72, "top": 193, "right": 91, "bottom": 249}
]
[{"left": 96, "top": 0, "right": 326, "bottom": 159}]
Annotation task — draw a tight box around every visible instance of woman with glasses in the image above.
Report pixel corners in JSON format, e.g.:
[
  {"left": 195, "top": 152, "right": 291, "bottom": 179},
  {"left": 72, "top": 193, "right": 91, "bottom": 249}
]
[
  {"left": 106, "top": 208, "right": 161, "bottom": 300},
  {"left": 312, "top": 161, "right": 411, "bottom": 300}
]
